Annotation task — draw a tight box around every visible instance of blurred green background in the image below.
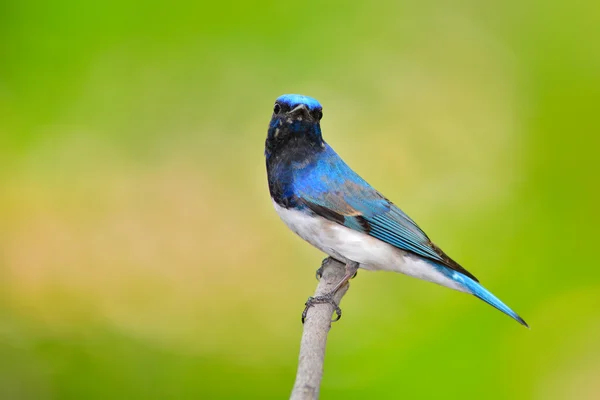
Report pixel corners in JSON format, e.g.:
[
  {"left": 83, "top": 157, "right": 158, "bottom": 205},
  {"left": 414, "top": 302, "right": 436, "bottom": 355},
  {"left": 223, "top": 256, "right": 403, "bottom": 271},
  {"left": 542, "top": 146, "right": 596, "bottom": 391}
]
[{"left": 1, "top": 1, "right": 599, "bottom": 399}]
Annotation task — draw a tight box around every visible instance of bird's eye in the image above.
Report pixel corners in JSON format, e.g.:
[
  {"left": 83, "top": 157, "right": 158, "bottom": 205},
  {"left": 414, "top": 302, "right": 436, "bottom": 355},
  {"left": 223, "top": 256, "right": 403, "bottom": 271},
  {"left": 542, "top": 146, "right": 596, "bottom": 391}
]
[{"left": 273, "top": 103, "right": 281, "bottom": 114}]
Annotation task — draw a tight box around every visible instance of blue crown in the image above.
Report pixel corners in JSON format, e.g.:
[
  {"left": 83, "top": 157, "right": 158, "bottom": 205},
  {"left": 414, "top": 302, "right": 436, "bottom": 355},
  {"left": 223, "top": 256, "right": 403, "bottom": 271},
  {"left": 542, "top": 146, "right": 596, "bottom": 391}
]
[{"left": 276, "top": 94, "right": 322, "bottom": 111}]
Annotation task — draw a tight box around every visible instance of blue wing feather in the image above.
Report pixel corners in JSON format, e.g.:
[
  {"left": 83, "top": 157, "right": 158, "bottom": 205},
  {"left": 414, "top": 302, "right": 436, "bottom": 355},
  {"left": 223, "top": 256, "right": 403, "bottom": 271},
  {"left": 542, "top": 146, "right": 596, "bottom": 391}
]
[{"left": 292, "top": 144, "right": 478, "bottom": 281}]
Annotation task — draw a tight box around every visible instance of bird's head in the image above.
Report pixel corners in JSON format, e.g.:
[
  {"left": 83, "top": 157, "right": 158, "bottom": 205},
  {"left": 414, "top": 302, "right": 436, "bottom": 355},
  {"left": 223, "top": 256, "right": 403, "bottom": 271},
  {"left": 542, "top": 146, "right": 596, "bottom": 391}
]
[{"left": 265, "top": 94, "right": 324, "bottom": 158}]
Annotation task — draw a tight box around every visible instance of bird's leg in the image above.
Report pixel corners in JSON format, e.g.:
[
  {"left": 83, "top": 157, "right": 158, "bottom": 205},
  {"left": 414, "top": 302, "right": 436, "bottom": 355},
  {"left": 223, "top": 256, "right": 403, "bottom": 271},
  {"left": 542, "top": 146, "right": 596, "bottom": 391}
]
[
  {"left": 302, "top": 260, "right": 360, "bottom": 323},
  {"left": 316, "top": 257, "right": 357, "bottom": 280},
  {"left": 329, "top": 260, "right": 360, "bottom": 293}
]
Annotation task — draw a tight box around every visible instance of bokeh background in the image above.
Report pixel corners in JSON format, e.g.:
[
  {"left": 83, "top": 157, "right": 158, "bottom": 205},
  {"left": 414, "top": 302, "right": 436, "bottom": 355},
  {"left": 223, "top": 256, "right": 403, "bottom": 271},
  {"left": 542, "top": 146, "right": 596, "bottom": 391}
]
[{"left": 1, "top": 1, "right": 599, "bottom": 399}]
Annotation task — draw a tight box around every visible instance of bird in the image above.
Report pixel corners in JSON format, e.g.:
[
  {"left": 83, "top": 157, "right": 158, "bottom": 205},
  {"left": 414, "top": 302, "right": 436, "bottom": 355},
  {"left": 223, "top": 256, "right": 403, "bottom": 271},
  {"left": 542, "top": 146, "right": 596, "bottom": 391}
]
[{"left": 265, "top": 93, "right": 528, "bottom": 327}]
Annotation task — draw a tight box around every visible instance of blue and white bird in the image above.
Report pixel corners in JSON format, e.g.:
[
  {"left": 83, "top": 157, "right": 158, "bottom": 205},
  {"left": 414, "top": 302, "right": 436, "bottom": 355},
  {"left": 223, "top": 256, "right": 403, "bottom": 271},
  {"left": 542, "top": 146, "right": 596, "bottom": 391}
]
[{"left": 265, "top": 94, "right": 528, "bottom": 327}]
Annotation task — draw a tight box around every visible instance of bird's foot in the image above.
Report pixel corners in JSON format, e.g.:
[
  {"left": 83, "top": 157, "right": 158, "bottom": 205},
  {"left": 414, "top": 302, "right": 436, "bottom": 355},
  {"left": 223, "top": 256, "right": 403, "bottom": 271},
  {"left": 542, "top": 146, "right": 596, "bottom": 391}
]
[
  {"left": 301, "top": 293, "right": 342, "bottom": 324},
  {"left": 315, "top": 257, "right": 332, "bottom": 281}
]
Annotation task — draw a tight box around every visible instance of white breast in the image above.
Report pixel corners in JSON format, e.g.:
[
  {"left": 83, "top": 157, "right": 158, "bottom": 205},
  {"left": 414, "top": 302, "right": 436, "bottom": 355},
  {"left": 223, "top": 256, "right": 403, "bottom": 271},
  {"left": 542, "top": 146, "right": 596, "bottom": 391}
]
[{"left": 273, "top": 201, "right": 467, "bottom": 293}]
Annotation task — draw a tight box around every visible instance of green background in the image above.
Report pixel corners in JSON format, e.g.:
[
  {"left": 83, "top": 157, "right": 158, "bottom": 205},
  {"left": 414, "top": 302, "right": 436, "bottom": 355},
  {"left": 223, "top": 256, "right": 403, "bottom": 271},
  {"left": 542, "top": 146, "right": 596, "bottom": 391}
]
[{"left": 1, "top": 1, "right": 599, "bottom": 399}]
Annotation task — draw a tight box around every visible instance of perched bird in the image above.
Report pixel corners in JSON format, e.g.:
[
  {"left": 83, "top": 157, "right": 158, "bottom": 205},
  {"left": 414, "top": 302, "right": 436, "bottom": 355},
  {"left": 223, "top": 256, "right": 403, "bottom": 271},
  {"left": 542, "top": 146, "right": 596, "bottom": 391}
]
[{"left": 265, "top": 94, "right": 528, "bottom": 327}]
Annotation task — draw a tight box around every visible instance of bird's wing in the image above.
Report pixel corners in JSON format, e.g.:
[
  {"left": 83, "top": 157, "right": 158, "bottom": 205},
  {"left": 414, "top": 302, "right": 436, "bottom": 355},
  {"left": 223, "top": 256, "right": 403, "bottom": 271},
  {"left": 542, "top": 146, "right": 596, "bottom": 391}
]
[{"left": 292, "top": 147, "right": 478, "bottom": 281}]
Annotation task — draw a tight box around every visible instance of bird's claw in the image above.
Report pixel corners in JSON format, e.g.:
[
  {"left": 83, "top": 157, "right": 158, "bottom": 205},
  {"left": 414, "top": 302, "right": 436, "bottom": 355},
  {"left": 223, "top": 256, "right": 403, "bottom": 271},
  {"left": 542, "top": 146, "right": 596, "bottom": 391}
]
[
  {"left": 301, "top": 294, "right": 342, "bottom": 324},
  {"left": 315, "top": 268, "right": 323, "bottom": 281},
  {"left": 315, "top": 257, "right": 331, "bottom": 281}
]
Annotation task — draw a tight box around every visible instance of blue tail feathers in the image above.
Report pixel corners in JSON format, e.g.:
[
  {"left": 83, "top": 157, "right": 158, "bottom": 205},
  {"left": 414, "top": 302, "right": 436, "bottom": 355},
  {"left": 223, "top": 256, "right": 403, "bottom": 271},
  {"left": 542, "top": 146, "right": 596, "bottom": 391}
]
[{"left": 438, "top": 266, "right": 529, "bottom": 328}]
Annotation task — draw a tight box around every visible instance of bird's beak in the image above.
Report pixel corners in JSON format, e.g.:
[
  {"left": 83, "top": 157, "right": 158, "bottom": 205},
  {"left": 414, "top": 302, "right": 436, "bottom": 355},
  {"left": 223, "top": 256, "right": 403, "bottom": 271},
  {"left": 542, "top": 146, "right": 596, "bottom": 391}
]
[{"left": 287, "top": 104, "right": 311, "bottom": 120}]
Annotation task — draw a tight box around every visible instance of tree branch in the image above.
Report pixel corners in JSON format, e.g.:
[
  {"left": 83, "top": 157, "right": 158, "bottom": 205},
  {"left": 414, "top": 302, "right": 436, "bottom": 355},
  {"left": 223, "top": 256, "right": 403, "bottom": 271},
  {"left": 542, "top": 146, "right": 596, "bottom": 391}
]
[{"left": 290, "top": 257, "right": 350, "bottom": 400}]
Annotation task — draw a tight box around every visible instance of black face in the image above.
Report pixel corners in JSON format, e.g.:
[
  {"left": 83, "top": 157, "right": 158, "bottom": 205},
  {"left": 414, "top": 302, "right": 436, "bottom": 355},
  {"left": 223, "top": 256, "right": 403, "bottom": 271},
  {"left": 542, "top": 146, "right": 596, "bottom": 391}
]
[
  {"left": 272, "top": 101, "right": 323, "bottom": 122},
  {"left": 265, "top": 101, "right": 324, "bottom": 160}
]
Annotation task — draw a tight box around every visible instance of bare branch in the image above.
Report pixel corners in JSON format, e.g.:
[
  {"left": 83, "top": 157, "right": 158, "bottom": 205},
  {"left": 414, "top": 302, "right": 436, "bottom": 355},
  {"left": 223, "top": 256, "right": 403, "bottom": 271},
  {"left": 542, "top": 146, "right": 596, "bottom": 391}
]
[{"left": 290, "top": 258, "right": 350, "bottom": 400}]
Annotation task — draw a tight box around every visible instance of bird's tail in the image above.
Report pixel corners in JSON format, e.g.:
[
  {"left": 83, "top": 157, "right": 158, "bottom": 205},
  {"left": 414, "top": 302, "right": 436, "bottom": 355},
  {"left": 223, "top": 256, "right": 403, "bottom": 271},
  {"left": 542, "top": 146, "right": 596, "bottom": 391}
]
[{"left": 443, "top": 267, "right": 529, "bottom": 328}]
